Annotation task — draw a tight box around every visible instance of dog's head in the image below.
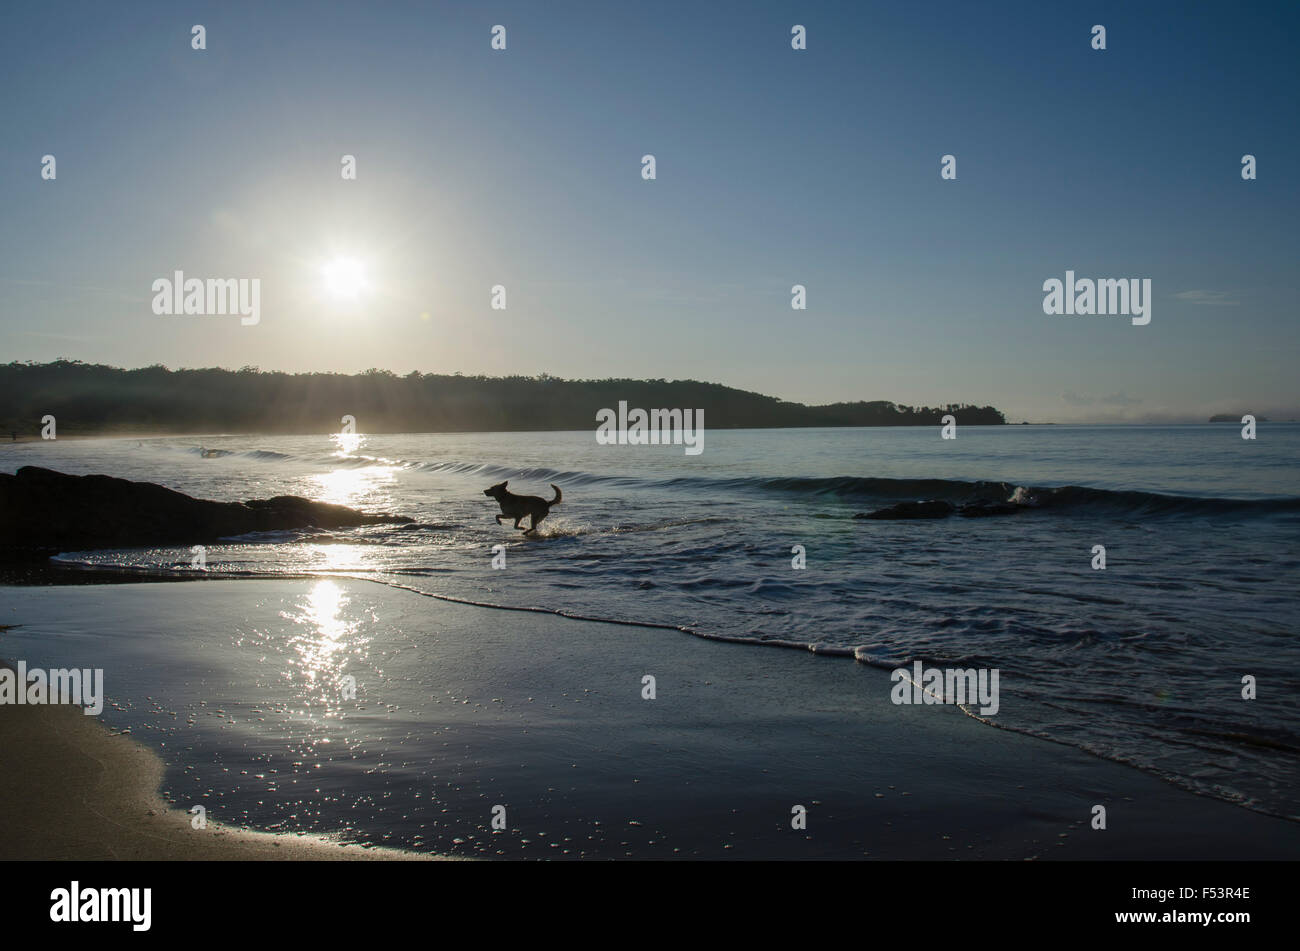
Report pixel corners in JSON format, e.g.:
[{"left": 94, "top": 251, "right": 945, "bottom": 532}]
[{"left": 483, "top": 480, "right": 508, "bottom": 499}]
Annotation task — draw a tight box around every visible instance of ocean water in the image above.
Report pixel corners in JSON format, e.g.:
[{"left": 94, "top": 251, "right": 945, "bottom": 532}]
[{"left": 3, "top": 424, "right": 1299, "bottom": 823}]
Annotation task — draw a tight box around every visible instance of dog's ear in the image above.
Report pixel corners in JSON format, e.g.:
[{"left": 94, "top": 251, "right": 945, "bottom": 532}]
[{"left": 501, "top": 480, "right": 508, "bottom": 487}]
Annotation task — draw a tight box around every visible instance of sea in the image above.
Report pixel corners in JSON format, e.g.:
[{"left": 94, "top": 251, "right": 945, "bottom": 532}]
[{"left": 2, "top": 423, "right": 1298, "bottom": 843}]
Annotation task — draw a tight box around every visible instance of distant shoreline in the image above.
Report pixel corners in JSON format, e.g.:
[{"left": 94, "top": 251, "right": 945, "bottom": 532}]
[
  {"left": 4, "top": 421, "right": 1299, "bottom": 441},
  {"left": 2, "top": 423, "right": 1019, "bottom": 441},
  {"left": 7, "top": 420, "right": 1300, "bottom": 439},
  {"left": 0, "top": 360, "right": 1007, "bottom": 434}
]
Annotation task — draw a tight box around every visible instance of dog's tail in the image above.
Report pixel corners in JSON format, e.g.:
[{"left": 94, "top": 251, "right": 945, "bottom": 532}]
[{"left": 549, "top": 484, "right": 563, "bottom": 506}]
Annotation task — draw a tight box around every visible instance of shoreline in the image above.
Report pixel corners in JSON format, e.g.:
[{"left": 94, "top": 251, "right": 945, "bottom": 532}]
[
  {"left": 0, "top": 679, "right": 440, "bottom": 860},
  {"left": 3, "top": 577, "right": 1299, "bottom": 860},
  {"left": 6, "top": 566, "right": 1299, "bottom": 828},
  {"left": 4, "top": 424, "right": 1297, "bottom": 444}
]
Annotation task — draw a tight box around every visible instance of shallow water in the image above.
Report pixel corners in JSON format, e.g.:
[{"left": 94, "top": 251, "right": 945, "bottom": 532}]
[{"left": 2, "top": 423, "right": 1298, "bottom": 820}]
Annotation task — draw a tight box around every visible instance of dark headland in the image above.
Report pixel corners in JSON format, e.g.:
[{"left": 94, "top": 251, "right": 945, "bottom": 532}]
[{"left": 0, "top": 360, "right": 1005, "bottom": 436}]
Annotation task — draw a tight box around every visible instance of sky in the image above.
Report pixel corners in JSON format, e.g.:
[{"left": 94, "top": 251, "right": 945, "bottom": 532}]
[{"left": 1, "top": 0, "right": 1296, "bottom": 423}]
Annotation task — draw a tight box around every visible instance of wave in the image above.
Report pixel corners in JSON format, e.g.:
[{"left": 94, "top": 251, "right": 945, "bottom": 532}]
[
  {"left": 434, "top": 468, "right": 1300, "bottom": 518},
  {"left": 164, "top": 444, "right": 1300, "bottom": 518},
  {"left": 179, "top": 446, "right": 295, "bottom": 462},
  {"left": 696, "top": 475, "right": 1300, "bottom": 516}
]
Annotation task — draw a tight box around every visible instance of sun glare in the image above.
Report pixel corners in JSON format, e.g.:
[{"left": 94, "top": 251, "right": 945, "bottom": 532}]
[{"left": 321, "top": 258, "right": 367, "bottom": 299}]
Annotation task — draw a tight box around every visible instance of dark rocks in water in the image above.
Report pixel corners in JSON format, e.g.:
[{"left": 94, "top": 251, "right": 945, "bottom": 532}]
[
  {"left": 854, "top": 500, "right": 955, "bottom": 520},
  {"left": 0, "top": 466, "right": 412, "bottom": 552},
  {"left": 956, "top": 499, "right": 1023, "bottom": 518}
]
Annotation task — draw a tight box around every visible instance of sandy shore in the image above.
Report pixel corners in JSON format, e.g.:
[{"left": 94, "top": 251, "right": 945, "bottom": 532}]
[
  {"left": 0, "top": 676, "right": 435, "bottom": 860},
  {"left": 3, "top": 578, "right": 1299, "bottom": 859}
]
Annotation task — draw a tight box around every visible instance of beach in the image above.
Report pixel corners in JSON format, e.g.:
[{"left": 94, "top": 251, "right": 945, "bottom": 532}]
[
  {"left": 5, "top": 426, "right": 1298, "bottom": 825},
  {"left": 0, "top": 672, "right": 433, "bottom": 860},
  {"left": 3, "top": 577, "right": 1297, "bottom": 860}
]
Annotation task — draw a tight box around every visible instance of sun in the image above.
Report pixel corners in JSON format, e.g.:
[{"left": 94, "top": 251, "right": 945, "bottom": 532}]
[{"left": 320, "top": 258, "right": 367, "bottom": 300}]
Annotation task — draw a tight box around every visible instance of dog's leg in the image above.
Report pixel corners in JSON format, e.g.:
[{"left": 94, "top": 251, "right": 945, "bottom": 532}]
[{"left": 495, "top": 514, "right": 505, "bottom": 524}]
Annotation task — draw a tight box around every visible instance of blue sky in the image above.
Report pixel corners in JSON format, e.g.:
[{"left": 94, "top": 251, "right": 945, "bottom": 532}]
[{"left": 1, "top": 0, "right": 1296, "bottom": 422}]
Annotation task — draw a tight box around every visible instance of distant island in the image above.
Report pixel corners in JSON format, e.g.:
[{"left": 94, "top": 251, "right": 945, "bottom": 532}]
[
  {"left": 1209, "top": 414, "right": 1268, "bottom": 422},
  {"left": 0, "top": 360, "right": 1006, "bottom": 435}
]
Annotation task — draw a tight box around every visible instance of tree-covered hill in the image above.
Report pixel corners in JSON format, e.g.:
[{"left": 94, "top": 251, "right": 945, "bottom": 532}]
[{"left": 0, "top": 361, "right": 1005, "bottom": 435}]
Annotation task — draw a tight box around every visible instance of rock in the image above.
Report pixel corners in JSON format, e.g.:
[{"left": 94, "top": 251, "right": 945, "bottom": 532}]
[
  {"left": 0, "top": 466, "right": 412, "bottom": 551},
  {"left": 956, "top": 499, "right": 1023, "bottom": 517},
  {"left": 854, "top": 500, "right": 955, "bottom": 520}
]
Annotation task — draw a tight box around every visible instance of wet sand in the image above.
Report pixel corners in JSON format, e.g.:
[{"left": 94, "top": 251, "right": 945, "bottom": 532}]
[
  {"left": 2, "top": 579, "right": 1298, "bottom": 860},
  {"left": 0, "top": 675, "right": 435, "bottom": 860}
]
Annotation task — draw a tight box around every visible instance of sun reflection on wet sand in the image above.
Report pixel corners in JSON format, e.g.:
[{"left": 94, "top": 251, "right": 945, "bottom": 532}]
[{"left": 281, "top": 579, "right": 368, "bottom": 716}]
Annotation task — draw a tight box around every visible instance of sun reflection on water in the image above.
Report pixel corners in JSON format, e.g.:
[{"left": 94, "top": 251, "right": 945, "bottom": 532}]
[
  {"left": 331, "top": 431, "right": 364, "bottom": 456},
  {"left": 311, "top": 466, "right": 396, "bottom": 507},
  {"left": 302, "top": 541, "right": 375, "bottom": 573}
]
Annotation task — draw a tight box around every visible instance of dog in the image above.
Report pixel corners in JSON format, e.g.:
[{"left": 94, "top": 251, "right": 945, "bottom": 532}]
[{"left": 483, "top": 480, "right": 562, "bottom": 535}]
